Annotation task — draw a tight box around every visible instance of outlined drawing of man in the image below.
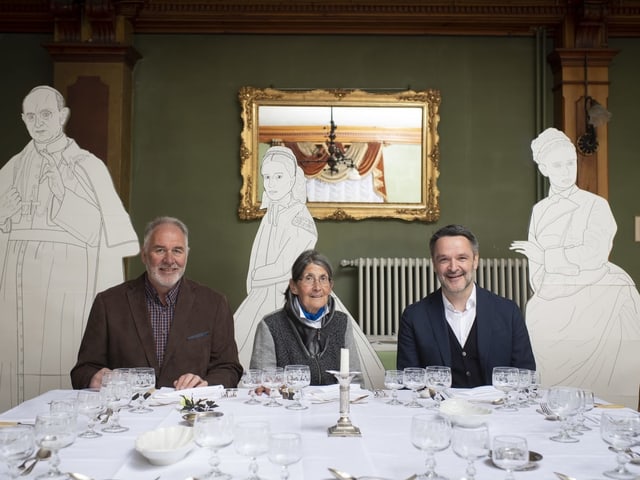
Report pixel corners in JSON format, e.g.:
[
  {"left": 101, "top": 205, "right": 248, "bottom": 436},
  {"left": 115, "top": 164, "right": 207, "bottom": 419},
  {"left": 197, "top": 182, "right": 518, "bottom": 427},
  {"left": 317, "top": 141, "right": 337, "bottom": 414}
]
[
  {"left": 0, "top": 85, "right": 139, "bottom": 411},
  {"left": 510, "top": 127, "right": 640, "bottom": 408}
]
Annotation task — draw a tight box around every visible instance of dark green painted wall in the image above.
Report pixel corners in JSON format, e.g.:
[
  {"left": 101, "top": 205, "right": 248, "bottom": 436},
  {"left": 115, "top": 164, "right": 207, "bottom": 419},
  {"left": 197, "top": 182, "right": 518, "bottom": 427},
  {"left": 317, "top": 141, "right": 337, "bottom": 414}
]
[{"left": 1, "top": 33, "right": 638, "bottom": 319}]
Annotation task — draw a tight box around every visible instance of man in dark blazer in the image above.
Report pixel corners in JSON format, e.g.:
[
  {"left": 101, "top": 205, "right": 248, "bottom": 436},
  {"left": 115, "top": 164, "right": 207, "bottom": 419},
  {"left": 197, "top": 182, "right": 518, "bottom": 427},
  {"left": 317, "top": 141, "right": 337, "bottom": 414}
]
[
  {"left": 397, "top": 224, "right": 535, "bottom": 387},
  {"left": 71, "top": 216, "right": 242, "bottom": 390}
]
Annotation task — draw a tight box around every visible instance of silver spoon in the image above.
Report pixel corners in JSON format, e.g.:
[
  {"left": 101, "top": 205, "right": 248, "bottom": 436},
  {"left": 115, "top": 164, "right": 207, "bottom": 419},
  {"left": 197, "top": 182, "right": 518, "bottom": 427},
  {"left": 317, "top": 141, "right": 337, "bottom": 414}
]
[
  {"left": 328, "top": 468, "right": 355, "bottom": 480},
  {"left": 21, "top": 448, "right": 52, "bottom": 476}
]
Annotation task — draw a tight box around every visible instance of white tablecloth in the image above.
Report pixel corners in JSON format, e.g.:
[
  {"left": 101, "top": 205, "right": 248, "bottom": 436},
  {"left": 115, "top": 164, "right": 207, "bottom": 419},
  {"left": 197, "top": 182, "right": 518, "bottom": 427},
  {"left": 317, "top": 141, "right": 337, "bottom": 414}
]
[{"left": 0, "top": 386, "right": 636, "bottom": 480}]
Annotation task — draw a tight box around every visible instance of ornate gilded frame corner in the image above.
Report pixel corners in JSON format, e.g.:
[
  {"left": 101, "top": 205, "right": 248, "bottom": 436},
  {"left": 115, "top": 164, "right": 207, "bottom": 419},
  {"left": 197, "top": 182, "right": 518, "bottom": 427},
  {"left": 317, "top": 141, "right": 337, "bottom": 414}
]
[{"left": 238, "top": 86, "right": 440, "bottom": 222}]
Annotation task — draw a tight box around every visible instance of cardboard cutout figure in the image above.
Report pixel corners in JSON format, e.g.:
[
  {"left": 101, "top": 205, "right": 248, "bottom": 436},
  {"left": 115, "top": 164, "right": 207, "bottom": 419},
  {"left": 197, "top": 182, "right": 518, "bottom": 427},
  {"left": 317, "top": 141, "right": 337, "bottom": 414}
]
[
  {"left": 0, "top": 86, "right": 139, "bottom": 411},
  {"left": 234, "top": 146, "right": 384, "bottom": 389},
  {"left": 511, "top": 127, "right": 640, "bottom": 407}
]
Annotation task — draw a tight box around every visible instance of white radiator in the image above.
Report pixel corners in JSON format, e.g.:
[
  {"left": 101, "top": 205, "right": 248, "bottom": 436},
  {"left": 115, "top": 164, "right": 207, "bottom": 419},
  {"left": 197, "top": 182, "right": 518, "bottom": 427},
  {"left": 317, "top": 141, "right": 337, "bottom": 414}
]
[{"left": 340, "top": 257, "right": 530, "bottom": 341}]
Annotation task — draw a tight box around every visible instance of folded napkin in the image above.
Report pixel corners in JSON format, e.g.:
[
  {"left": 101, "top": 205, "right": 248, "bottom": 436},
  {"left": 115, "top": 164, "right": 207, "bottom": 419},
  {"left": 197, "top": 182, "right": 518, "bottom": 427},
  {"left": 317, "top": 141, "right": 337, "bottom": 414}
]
[
  {"left": 449, "top": 385, "right": 504, "bottom": 402},
  {"left": 151, "top": 385, "right": 224, "bottom": 404},
  {"left": 305, "top": 384, "right": 369, "bottom": 403}
]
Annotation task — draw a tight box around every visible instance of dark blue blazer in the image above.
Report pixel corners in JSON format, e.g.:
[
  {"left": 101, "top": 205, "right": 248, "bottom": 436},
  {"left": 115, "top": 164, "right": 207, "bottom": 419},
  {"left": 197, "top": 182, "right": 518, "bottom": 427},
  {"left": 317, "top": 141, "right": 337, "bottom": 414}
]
[{"left": 396, "top": 285, "right": 536, "bottom": 386}]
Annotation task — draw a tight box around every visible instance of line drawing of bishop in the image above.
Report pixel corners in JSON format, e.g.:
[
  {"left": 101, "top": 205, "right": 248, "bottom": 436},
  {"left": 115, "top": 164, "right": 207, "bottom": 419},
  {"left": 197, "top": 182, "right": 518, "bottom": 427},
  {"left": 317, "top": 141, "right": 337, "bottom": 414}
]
[
  {"left": 510, "top": 127, "right": 640, "bottom": 408},
  {"left": 233, "top": 145, "right": 385, "bottom": 389},
  {"left": 0, "top": 85, "right": 139, "bottom": 411}
]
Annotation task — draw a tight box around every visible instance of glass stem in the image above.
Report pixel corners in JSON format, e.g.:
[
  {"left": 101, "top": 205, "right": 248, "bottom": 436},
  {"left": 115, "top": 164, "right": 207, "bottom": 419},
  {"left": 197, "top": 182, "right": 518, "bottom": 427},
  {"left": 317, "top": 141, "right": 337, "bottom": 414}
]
[
  {"left": 280, "top": 465, "right": 290, "bottom": 480},
  {"left": 424, "top": 450, "right": 436, "bottom": 477},
  {"left": 465, "top": 459, "right": 476, "bottom": 480},
  {"left": 208, "top": 447, "right": 221, "bottom": 473},
  {"left": 49, "top": 449, "right": 61, "bottom": 474}
]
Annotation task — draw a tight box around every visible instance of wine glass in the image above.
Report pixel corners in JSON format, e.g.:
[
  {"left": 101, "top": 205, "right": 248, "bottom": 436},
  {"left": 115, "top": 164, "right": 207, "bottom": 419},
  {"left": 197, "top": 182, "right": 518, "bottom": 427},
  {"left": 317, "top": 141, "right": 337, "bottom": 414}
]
[
  {"left": 234, "top": 421, "right": 270, "bottom": 480},
  {"left": 545, "top": 386, "right": 582, "bottom": 443},
  {"left": 574, "top": 389, "right": 595, "bottom": 432},
  {"left": 100, "top": 370, "right": 132, "bottom": 433},
  {"left": 193, "top": 411, "right": 234, "bottom": 480},
  {"left": 526, "top": 370, "right": 542, "bottom": 405},
  {"left": 600, "top": 410, "right": 640, "bottom": 479},
  {"left": 425, "top": 366, "right": 452, "bottom": 409},
  {"left": 403, "top": 367, "right": 426, "bottom": 408},
  {"left": 129, "top": 367, "right": 156, "bottom": 413},
  {"left": 492, "top": 367, "right": 519, "bottom": 411},
  {"left": 384, "top": 369, "right": 404, "bottom": 405},
  {"left": 76, "top": 390, "right": 104, "bottom": 438},
  {"left": 0, "top": 424, "right": 35, "bottom": 479},
  {"left": 284, "top": 365, "right": 311, "bottom": 410},
  {"left": 452, "top": 423, "right": 490, "bottom": 480},
  {"left": 410, "top": 412, "right": 451, "bottom": 480},
  {"left": 34, "top": 411, "right": 76, "bottom": 479},
  {"left": 491, "top": 435, "right": 529, "bottom": 480},
  {"left": 515, "top": 369, "right": 532, "bottom": 406},
  {"left": 261, "top": 367, "right": 285, "bottom": 407},
  {"left": 242, "top": 369, "right": 263, "bottom": 405},
  {"left": 268, "top": 432, "right": 302, "bottom": 480}
]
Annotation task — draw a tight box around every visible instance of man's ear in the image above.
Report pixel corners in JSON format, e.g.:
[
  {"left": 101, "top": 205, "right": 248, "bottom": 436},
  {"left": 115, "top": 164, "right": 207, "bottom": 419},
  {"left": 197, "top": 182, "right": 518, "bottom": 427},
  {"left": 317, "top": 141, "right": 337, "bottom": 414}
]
[{"left": 60, "top": 107, "right": 70, "bottom": 127}]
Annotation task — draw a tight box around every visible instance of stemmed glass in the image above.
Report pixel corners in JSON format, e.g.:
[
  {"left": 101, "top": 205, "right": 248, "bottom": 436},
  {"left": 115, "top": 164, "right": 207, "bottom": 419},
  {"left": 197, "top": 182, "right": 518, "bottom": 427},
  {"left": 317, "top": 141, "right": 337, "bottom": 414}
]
[
  {"left": 574, "top": 389, "right": 595, "bottom": 432},
  {"left": 261, "top": 367, "right": 285, "bottom": 408},
  {"left": 526, "top": 370, "right": 542, "bottom": 405},
  {"left": 452, "top": 424, "right": 490, "bottom": 480},
  {"left": 600, "top": 410, "right": 640, "bottom": 479},
  {"left": 403, "top": 367, "right": 426, "bottom": 408},
  {"left": 193, "top": 412, "right": 234, "bottom": 480},
  {"left": 101, "top": 370, "right": 132, "bottom": 433},
  {"left": 491, "top": 435, "right": 529, "bottom": 480},
  {"left": 492, "top": 367, "right": 519, "bottom": 411},
  {"left": 242, "top": 369, "right": 263, "bottom": 405},
  {"left": 34, "top": 411, "right": 76, "bottom": 479},
  {"left": 129, "top": 367, "right": 156, "bottom": 413},
  {"left": 410, "top": 412, "right": 452, "bottom": 480},
  {"left": 0, "top": 424, "right": 35, "bottom": 479},
  {"left": 425, "top": 366, "right": 452, "bottom": 410},
  {"left": 284, "top": 365, "right": 311, "bottom": 410},
  {"left": 545, "top": 386, "right": 582, "bottom": 443},
  {"left": 76, "top": 390, "right": 104, "bottom": 438},
  {"left": 384, "top": 369, "right": 404, "bottom": 405},
  {"left": 515, "top": 369, "right": 532, "bottom": 406},
  {"left": 268, "top": 432, "right": 302, "bottom": 480},
  {"left": 234, "top": 421, "right": 270, "bottom": 480}
]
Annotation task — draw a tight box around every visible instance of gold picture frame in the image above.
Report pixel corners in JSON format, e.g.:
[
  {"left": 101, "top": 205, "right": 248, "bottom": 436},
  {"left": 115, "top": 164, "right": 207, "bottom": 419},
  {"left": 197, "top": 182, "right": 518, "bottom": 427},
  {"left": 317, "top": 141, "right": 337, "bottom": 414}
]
[{"left": 238, "top": 87, "right": 440, "bottom": 221}]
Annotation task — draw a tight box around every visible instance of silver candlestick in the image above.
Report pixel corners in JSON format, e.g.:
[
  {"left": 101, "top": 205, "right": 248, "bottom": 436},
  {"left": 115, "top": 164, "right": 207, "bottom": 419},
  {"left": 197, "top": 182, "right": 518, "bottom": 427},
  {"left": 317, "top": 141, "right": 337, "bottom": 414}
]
[{"left": 327, "top": 370, "right": 362, "bottom": 437}]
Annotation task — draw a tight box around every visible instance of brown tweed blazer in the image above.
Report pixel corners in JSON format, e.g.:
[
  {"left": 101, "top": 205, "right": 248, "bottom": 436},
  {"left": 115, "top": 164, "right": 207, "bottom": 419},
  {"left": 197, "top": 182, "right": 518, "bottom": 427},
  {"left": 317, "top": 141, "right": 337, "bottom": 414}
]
[{"left": 70, "top": 273, "right": 242, "bottom": 389}]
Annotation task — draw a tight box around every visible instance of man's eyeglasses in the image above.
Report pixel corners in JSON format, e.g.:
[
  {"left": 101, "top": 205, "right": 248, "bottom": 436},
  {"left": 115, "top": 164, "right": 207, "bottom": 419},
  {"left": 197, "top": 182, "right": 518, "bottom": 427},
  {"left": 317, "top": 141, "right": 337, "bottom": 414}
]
[{"left": 298, "top": 274, "right": 331, "bottom": 286}]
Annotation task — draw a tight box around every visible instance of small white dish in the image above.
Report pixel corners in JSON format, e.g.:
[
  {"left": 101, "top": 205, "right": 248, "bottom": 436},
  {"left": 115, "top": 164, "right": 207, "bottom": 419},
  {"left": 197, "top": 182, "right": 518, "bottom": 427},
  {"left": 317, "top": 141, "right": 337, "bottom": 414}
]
[
  {"left": 439, "top": 397, "right": 492, "bottom": 426},
  {"left": 135, "top": 425, "right": 194, "bottom": 465}
]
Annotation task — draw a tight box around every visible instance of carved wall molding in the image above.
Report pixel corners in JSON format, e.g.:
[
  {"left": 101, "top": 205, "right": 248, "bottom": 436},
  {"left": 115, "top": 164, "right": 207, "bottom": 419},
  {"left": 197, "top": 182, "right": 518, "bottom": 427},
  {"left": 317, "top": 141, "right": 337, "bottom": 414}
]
[{"left": 2, "top": 1, "right": 640, "bottom": 38}]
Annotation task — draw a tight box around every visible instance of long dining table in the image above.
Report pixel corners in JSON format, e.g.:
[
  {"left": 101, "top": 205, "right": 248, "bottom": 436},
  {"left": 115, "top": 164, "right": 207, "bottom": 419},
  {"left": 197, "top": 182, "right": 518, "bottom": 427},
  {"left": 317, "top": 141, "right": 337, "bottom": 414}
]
[{"left": 0, "top": 384, "right": 637, "bottom": 480}]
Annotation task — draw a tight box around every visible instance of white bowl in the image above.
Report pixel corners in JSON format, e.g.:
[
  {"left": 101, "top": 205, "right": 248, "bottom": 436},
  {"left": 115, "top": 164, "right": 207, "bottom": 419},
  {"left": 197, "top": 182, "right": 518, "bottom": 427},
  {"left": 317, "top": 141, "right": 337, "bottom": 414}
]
[
  {"left": 439, "top": 398, "right": 492, "bottom": 427},
  {"left": 135, "top": 425, "right": 194, "bottom": 465}
]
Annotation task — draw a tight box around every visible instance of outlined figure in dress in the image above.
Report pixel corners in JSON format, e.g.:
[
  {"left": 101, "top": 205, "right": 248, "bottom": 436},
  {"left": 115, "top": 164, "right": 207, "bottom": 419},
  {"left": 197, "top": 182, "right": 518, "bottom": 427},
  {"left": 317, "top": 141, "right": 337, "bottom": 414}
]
[
  {"left": 234, "top": 146, "right": 385, "bottom": 389},
  {"left": 0, "top": 86, "right": 139, "bottom": 411},
  {"left": 510, "top": 127, "right": 640, "bottom": 407}
]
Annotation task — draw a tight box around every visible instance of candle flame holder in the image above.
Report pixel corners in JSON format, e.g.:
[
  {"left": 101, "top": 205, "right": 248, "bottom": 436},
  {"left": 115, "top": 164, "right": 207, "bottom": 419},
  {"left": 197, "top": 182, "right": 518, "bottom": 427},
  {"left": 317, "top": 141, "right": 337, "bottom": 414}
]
[{"left": 326, "top": 370, "right": 362, "bottom": 437}]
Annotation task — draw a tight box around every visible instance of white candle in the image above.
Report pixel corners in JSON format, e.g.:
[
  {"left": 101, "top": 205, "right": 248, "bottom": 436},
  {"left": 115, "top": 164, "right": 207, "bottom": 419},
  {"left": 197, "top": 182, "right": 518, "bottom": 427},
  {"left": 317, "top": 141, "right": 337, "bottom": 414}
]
[{"left": 340, "top": 348, "right": 349, "bottom": 375}]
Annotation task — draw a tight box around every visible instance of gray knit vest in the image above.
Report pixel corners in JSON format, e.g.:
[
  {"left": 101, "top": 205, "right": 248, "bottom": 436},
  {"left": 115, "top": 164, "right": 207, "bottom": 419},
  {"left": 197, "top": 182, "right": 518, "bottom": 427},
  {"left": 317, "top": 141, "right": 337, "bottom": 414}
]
[{"left": 263, "top": 308, "right": 348, "bottom": 385}]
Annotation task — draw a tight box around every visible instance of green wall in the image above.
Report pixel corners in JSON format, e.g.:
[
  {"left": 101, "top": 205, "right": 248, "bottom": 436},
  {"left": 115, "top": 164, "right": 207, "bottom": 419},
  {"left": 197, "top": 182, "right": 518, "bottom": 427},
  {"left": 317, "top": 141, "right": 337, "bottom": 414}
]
[{"left": 1, "top": 33, "right": 638, "bottom": 319}]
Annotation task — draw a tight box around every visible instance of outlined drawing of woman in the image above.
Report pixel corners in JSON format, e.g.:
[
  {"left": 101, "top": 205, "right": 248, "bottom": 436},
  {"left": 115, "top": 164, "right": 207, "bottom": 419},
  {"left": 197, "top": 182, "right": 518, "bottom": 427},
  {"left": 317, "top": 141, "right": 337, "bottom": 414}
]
[
  {"left": 234, "top": 146, "right": 384, "bottom": 389},
  {"left": 510, "top": 127, "right": 640, "bottom": 407}
]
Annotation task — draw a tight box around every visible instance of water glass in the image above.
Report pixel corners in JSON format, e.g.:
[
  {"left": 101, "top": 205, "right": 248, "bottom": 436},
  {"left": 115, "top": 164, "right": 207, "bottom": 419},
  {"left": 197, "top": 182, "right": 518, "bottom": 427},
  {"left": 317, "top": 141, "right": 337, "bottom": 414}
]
[
  {"left": 600, "top": 410, "right": 640, "bottom": 479},
  {"left": 193, "top": 412, "right": 234, "bottom": 480},
  {"left": 262, "top": 367, "right": 285, "bottom": 408},
  {"left": 234, "top": 421, "right": 270, "bottom": 480},
  {"left": 492, "top": 367, "right": 519, "bottom": 411},
  {"left": 546, "top": 386, "right": 582, "bottom": 443},
  {"left": 284, "top": 365, "right": 311, "bottom": 410},
  {"left": 129, "top": 367, "right": 156, "bottom": 414},
  {"left": 410, "top": 412, "right": 451, "bottom": 480},
  {"left": 268, "top": 432, "right": 302, "bottom": 480},
  {"left": 100, "top": 370, "right": 132, "bottom": 433},
  {"left": 242, "top": 369, "right": 263, "bottom": 405},
  {"left": 452, "top": 423, "right": 490, "bottom": 480},
  {"left": 76, "top": 390, "right": 104, "bottom": 438},
  {"left": 34, "top": 411, "right": 76, "bottom": 480},
  {"left": 0, "top": 424, "right": 35, "bottom": 479},
  {"left": 403, "top": 367, "right": 426, "bottom": 408},
  {"left": 574, "top": 389, "right": 595, "bottom": 432},
  {"left": 425, "top": 366, "right": 452, "bottom": 409},
  {"left": 491, "top": 435, "right": 528, "bottom": 480},
  {"left": 383, "top": 369, "right": 404, "bottom": 405}
]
